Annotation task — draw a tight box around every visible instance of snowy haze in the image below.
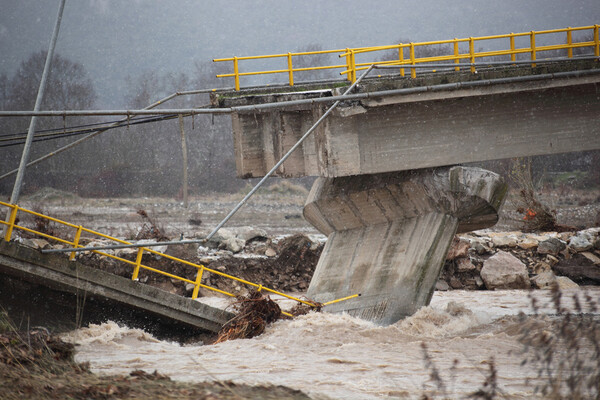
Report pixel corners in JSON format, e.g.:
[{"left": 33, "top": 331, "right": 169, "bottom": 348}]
[{"left": 1, "top": 0, "right": 599, "bottom": 107}]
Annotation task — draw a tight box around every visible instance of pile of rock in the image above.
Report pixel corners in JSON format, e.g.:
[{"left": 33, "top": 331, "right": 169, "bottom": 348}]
[{"left": 440, "top": 228, "right": 600, "bottom": 291}]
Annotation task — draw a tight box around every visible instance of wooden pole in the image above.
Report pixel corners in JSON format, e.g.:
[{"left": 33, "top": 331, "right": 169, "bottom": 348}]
[{"left": 178, "top": 114, "right": 189, "bottom": 208}]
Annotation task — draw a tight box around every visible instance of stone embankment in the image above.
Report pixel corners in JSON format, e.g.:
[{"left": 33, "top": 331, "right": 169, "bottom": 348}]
[
  {"left": 14, "top": 227, "right": 600, "bottom": 297},
  {"left": 441, "top": 227, "right": 600, "bottom": 291}
]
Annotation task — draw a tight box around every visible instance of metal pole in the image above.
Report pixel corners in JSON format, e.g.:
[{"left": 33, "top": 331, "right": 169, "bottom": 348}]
[
  {"left": 41, "top": 238, "right": 210, "bottom": 253},
  {"left": 205, "top": 64, "right": 376, "bottom": 241},
  {"left": 7, "top": 0, "right": 66, "bottom": 208},
  {"left": 0, "top": 108, "right": 232, "bottom": 117},
  {"left": 178, "top": 114, "right": 189, "bottom": 208}
]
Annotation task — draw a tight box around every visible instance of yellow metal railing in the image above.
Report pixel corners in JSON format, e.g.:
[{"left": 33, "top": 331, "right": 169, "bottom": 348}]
[
  {"left": 0, "top": 201, "right": 356, "bottom": 317},
  {"left": 214, "top": 25, "right": 599, "bottom": 90},
  {"left": 213, "top": 47, "right": 356, "bottom": 91}
]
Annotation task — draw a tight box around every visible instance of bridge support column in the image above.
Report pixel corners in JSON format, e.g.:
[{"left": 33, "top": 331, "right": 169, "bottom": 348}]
[{"left": 304, "top": 166, "right": 507, "bottom": 325}]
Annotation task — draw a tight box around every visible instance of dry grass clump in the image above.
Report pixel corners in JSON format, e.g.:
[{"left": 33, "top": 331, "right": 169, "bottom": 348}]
[{"left": 133, "top": 209, "right": 168, "bottom": 241}]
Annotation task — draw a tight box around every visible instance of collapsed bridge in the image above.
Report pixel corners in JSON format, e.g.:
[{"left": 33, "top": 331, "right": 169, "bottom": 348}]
[
  {"left": 211, "top": 52, "right": 600, "bottom": 324},
  {"left": 1, "top": 24, "right": 600, "bottom": 327}
]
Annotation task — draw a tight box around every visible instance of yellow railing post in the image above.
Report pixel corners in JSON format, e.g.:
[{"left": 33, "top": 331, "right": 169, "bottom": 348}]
[
  {"left": 567, "top": 27, "right": 573, "bottom": 58},
  {"left": 3, "top": 205, "right": 18, "bottom": 242},
  {"left": 350, "top": 49, "right": 357, "bottom": 82},
  {"left": 132, "top": 247, "right": 144, "bottom": 281},
  {"left": 530, "top": 31, "right": 537, "bottom": 67},
  {"left": 398, "top": 44, "right": 405, "bottom": 77},
  {"left": 594, "top": 25, "right": 599, "bottom": 57},
  {"left": 287, "top": 52, "right": 294, "bottom": 86},
  {"left": 233, "top": 56, "right": 240, "bottom": 91},
  {"left": 192, "top": 266, "right": 204, "bottom": 299},
  {"left": 409, "top": 43, "right": 416, "bottom": 78},
  {"left": 453, "top": 39, "right": 460, "bottom": 71},
  {"left": 510, "top": 33, "right": 516, "bottom": 62},
  {"left": 69, "top": 225, "right": 82, "bottom": 261},
  {"left": 344, "top": 48, "right": 352, "bottom": 81},
  {"left": 469, "top": 37, "right": 475, "bottom": 73}
]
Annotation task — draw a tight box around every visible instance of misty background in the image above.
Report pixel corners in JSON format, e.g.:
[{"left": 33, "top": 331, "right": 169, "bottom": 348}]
[{"left": 0, "top": 0, "right": 599, "bottom": 198}]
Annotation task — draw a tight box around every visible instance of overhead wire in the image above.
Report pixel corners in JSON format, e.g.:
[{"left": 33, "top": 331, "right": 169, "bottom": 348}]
[{"left": 0, "top": 110, "right": 212, "bottom": 148}]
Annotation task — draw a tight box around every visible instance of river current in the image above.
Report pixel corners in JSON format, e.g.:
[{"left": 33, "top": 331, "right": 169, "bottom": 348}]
[{"left": 64, "top": 287, "right": 600, "bottom": 399}]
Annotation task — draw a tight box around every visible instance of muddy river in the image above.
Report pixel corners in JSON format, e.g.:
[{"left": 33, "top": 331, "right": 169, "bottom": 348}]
[{"left": 64, "top": 287, "right": 600, "bottom": 399}]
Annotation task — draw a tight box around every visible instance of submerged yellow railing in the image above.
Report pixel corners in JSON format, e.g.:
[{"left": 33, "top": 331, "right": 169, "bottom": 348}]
[
  {"left": 214, "top": 25, "right": 600, "bottom": 90},
  {"left": 0, "top": 201, "right": 355, "bottom": 316}
]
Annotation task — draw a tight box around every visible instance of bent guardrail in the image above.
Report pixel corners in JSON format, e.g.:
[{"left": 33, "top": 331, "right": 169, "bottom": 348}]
[{"left": 0, "top": 201, "right": 356, "bottom": 317}]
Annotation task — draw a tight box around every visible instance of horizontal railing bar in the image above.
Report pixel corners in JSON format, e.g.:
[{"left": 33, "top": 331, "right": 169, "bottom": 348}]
[
  {"left": 214, "top": 47, "right": 375, "bottom": 62},
  {"left": 0, "top": 108, "right": 233, "bottom": 117},
  {"left": 217, "top": 63, "right": 348, "bottom": 79},
  {"left": 1, "top": 203, "right": 359, "bottom": 311},
  {"left": 349, "top": 54, "right": 599, "bottom": 73},
  {"left": 372, "top": 56, "right": 600, "bottom": 69}
]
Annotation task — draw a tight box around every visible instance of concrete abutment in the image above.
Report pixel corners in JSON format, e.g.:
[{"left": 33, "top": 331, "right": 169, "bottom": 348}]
[{"left": 304, "top": 166, "right": 507, "bottom": 324}]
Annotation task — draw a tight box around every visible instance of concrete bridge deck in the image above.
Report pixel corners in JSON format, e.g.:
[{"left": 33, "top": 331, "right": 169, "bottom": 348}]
[
  {"left": 0, "top": 240, "right": 233, "bottom": 338},
  {"left": 213, "top": 60, "right": 600, "bottom": 179}
]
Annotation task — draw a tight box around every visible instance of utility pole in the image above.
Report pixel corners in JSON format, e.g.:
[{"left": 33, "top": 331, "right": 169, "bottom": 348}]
[
  {"left": 178, "top": 114, "right": 189, "bottom": 208},
  {"left": 7, "top": 0, "right": 66, "bottom": 208}
]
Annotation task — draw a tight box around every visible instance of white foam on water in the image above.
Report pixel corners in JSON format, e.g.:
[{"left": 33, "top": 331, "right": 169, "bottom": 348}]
[{"left": 67, "top": 287, "right": 600, "bottom": 399}]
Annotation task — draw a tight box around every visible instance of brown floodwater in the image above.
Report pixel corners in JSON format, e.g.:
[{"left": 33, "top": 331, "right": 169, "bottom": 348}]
[{"left": 64, "top": 287, "right": 600, "bottom": 399}]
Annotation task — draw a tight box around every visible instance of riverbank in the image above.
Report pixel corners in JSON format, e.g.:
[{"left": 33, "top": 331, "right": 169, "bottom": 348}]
[{"left": 0, "top": 314, "right": 312, "bottom": 400}]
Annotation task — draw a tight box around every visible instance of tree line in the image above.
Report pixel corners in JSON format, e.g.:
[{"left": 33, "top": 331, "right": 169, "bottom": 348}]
[{"left": 0, "top": 51, "right": 241, "bottom": 198}]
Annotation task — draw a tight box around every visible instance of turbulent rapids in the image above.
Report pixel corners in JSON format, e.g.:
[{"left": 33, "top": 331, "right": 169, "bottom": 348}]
[{"left": 63, "top": 287, "right": 600, "bottom": 399}]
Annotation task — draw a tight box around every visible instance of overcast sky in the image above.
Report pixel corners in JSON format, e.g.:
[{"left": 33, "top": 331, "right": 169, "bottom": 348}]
[{"left": 1, "top": 0, "right": 599, "bottom": 107}]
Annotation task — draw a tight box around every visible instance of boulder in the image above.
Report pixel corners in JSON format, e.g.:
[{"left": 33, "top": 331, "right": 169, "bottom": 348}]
[
  {"left": 532, "top": 261, "right": 552, "bottom": 274},
  {"left": 457, "top": 257, "right": 477, "bottom": 272},
  {"left": 490, "top": 234, "right": 518, "bottom": 248},
  {"left": 553, "top": 255, "right": 600, "bottom": 285},
  {"left": 480, "top": 250, "right": 530, "bottom": 290},
  {"left": 223, "top": 237, "right": 245, "bottom": 253},
  {"left": 204, "top": 228, "right": 236, "bottom": 248},
  {"left": 22, "top": 238, "right": 51, "bottom": 249},
  {"left": 531, "top": 271, "right": 557, "bottom": 289},
  {"left": 556, "top": 276, "right": 579, "bottom": 289},
  {"left": 446, "top": 237, "right": 470, "bottom": 260},
  {"left": 537, "top": 238, "right": 567, "bottom": 256},
  {"left": 234, "top": 226, "right": 268, "bottom": 243},
  {"left": 470, "top": 240, "right": 488, "bottom": 255},
  {"left": 569, "top": 232, "right": 594, "bottom": 252},
  {"left": 581, "top": 252, "right": 600, "bottom": 265},
  {"left": 518, "top": 237, "right": 538, "bottom": 250}
]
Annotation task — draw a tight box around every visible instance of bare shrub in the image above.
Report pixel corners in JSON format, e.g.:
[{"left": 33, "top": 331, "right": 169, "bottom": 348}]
[
  {"left": 517, "top": 285, "right": 600, "bottom": 399},
  {"left": 510, "top": 158, "right": 558, "bottom": 232}
]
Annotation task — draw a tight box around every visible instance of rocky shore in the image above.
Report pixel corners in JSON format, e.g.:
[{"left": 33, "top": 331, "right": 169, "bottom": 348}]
[
  {"left": 17, "top": 225, "right": 600, "bottom": 300},
  {"left": 441, "top": 227, "right": 600, "bottom": 291}
]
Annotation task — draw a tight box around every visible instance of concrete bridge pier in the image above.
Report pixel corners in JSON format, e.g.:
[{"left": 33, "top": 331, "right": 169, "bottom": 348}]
[{"left": 304, "top": 166, "right": 507, "bottom": 325}]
